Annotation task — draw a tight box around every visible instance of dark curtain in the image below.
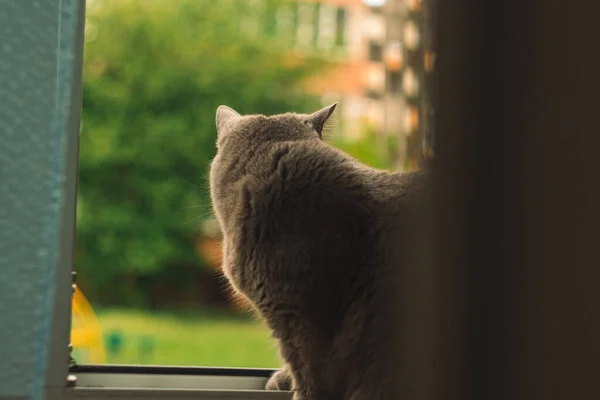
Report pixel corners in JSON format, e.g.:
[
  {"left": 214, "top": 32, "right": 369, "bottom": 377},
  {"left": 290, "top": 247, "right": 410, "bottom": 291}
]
[{"left": 394, "top": 0, "right": 600, "bottom": 399}]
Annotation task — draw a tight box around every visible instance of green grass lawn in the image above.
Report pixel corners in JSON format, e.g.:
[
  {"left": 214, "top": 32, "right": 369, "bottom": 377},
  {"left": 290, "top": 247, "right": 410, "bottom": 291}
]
[{"left": 77, "top": 308, "right": 281, "bottom": 368}]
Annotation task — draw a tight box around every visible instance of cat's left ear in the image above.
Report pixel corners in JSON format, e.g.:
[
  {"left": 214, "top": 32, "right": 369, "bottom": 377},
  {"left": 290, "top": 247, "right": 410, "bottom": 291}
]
[
  {"left": 216, "top": 105, "right": 241, "bottom": 136},
  {"left": 309, "top": 103, "right": 337, "bottom": 139}
]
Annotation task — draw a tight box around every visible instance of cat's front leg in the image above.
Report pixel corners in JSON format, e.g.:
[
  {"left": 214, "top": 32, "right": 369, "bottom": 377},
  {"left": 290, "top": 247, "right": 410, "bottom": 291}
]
[{"left": 265, "top": 363, "right": 293, "bottom": 391}]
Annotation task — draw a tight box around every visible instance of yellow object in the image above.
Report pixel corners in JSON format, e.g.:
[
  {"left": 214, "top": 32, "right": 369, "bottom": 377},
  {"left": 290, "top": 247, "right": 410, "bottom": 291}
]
[{"left": 71, "top": 287, "right": 106, "bottom": 363}]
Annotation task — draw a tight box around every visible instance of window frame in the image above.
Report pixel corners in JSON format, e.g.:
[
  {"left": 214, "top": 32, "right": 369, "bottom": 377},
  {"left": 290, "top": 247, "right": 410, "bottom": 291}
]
[{"left": 65, "top": 365, "right": 291, "bottom": 399}]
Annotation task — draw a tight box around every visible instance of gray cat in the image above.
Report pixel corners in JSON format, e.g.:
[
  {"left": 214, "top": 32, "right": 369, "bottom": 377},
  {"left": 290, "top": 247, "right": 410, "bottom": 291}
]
[{"left": 209, "top": 104, "right": 428, "bottom": 400}]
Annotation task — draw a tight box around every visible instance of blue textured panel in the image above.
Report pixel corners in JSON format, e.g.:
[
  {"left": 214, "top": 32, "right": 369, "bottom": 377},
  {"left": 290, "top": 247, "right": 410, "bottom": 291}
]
[{"left": 0, "top": 1, "right": 83, "bottom": 399}]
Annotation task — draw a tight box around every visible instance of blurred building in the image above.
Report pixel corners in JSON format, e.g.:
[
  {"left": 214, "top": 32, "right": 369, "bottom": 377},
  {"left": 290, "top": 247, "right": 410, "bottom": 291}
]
[
  {"left": 296, "top": 0, "right": 404, "bottom": 144},
  {"left": 275, "top": 0, "right": 434, "bottom": 170}
]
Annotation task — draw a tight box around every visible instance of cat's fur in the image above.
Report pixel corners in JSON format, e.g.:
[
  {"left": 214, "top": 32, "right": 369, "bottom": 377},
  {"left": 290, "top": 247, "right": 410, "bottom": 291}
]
[{"left": 209, "top": 104, "right": 428, "bottom": 400}]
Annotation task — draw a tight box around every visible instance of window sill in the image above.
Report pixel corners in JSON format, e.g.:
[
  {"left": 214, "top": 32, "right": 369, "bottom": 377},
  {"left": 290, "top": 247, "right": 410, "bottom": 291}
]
[
  {"left": 58, "top": 364, "right": 293, "bottom": 400},
  {"left": 63, "top": 388, "right": 292, "bottom": 400}
]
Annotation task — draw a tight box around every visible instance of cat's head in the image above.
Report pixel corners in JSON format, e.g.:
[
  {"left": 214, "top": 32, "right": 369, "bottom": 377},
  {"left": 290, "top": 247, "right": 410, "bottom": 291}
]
[
  {"left": 209, "top": 104, "right": 337, "bottom": 226},
  {"left": 213, "top": 103, "right": 337, "bottom": 148}
]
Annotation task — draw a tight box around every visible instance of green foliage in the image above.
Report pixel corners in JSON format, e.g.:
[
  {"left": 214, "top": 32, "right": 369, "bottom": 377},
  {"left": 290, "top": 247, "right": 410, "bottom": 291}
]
[
  {"left": 330, "top": 123, "right": 399, "bottom": 171},
  {"left": 77, "top": 0, "right": 328, "bottom": 305}
]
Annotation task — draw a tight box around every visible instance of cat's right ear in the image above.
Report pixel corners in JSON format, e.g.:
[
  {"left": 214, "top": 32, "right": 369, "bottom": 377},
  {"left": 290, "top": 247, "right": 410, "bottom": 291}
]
[{"left": 216, "top": 105, "right": 241, "bottom": 136}]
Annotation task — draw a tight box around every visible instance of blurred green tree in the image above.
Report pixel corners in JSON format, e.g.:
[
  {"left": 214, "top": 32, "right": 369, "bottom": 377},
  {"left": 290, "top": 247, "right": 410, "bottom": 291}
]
[
  {"left": 76, "top": 0, "right": 327, "bottom": 306},
  {"left": 331, "top": 122, "right": 399, "bottom": 171}
]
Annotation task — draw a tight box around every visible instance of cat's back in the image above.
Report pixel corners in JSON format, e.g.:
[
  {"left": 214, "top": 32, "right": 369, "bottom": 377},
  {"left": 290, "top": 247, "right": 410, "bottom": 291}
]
[{"left": 248, "top": 141, "right": 429, "bottom": 262}]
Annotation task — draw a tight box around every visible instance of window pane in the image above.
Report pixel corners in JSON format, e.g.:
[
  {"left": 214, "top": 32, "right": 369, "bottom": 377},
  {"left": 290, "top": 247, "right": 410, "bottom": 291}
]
[
  {"left": 335, "top": 7, "right": 347, "bottom": 47},
  {"left": 368, "top": 41, "right": 384, "bottom": 61},
  {"left": 73, "top": 0, "right": 434, "bottom": 367}
]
